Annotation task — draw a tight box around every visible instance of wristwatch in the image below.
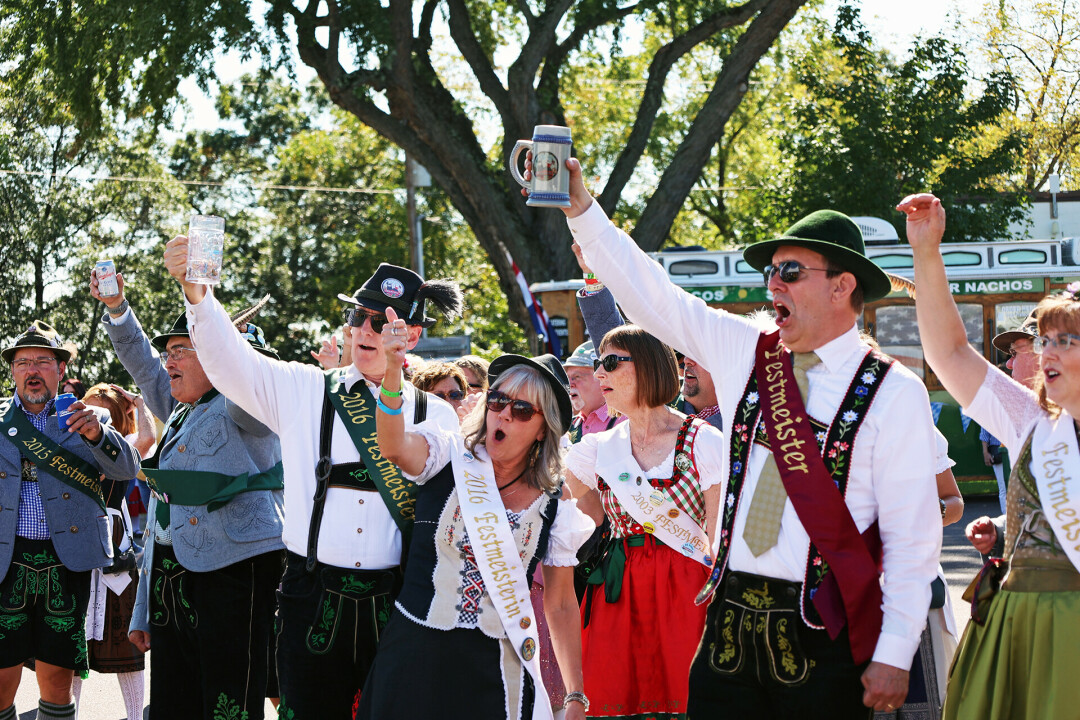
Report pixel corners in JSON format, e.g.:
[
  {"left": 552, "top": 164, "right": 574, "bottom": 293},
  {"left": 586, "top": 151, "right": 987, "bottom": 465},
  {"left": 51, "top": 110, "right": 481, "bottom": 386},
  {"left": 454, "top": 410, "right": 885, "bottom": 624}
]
[
  {"left": 939, "top": 497, "right": 947, "bottom": 519},
  {"left": 564, "top": 691, "right": 590, "bottom": 712},
  {"left": 106, "top": 299, "right": 129, "bottom": 317}
]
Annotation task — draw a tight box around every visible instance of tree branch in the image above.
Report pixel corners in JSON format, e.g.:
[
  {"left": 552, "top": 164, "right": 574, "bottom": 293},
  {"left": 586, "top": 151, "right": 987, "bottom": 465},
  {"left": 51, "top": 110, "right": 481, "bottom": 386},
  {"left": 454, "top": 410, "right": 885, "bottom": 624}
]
[{"left": 445, "top": 0, "right": 513, "bottom": 123}]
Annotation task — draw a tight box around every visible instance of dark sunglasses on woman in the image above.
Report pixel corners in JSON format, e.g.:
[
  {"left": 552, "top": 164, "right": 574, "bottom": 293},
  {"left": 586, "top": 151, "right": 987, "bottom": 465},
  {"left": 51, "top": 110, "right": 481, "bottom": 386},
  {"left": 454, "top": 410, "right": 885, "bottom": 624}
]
[
  {"left": 434, "top": 390, "right": 465, "bottom": 402},
  {"left": 593, "top": 355, "right": 633, "bottom": 373},
  {"left": 761, "top": 260, "right": 830, "bottom": 285},
  {"left": 486, "top": 389, "right": 540, "bottom": 422},
  {"left": 342, "top": 307, "right": 389, "bottom": 332}
]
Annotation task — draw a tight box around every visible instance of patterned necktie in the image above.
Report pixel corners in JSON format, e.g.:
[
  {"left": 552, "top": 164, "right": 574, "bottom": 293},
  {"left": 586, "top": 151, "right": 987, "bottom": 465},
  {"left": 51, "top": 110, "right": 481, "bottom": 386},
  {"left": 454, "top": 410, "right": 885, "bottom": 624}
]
[{"left": 742, "top": 351, "right": 821, "bottom": 557}]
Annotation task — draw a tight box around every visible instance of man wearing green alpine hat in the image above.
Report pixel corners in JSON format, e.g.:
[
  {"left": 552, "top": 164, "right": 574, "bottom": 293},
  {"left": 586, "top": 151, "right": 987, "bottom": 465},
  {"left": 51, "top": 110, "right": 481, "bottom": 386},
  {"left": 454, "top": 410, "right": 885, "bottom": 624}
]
[
  {"left": 90, "top": 271, "right": 284, "bottom": 720},
  {"left": 540, "top": 158, "right": 941, "bottom": 718},
  {"left": 0, "top": 321, "right": 140, "bottom": 720}
]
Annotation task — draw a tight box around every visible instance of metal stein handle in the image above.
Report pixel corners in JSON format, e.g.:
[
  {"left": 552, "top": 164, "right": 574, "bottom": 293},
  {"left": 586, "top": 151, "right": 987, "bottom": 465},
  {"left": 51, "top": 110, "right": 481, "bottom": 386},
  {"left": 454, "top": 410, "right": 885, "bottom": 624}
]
[{"left": 509, "top": 139, "right": 533, "bottom": 189}]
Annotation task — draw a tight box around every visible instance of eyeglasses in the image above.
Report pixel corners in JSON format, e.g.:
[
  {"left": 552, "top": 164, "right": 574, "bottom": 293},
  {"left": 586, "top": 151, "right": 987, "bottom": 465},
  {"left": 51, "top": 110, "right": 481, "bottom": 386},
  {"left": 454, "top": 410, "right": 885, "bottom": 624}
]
[
  {"left": 486, "top": 389, "right": 541, "bottom": 422},
  {"left": 343, "top": 308, "right": 389, "bottom": 333},
  {"left": 762, "top": 260, "right": 831, "bottom": 285},
  {"left": 1032, "top": 333, "right": 1080, "bottom": 354},
  {"left": 12, "top": 357, "right": 58, "bottom": 372},
  {"left": 434, "top": 390, "right": 465, "bottom": 402},
  {"left": 161, "top": 347, "right": 198, "bottom": 362},
  {"left": 1007, "top": 341, "right": 1035, "bottom": 358},
  {"left": 593, "top": 355, "right": 633, "bottom": 373}
]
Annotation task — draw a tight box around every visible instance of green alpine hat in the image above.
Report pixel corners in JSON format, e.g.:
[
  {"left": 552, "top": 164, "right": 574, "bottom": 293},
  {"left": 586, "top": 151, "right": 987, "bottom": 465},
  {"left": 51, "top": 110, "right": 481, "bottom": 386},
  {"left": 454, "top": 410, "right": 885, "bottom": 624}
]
[
  {"left": 2, "top": 321, "right": 72, "bottom": 363},
  {"left": 742, "top": 210, "right": 892, "bottom": 302}
]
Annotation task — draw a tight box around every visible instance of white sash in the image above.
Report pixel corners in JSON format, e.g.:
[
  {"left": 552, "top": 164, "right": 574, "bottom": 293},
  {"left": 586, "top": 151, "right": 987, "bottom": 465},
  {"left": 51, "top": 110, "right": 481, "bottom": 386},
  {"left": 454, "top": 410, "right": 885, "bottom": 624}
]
[
  {"left": 596, "top": 422, "right": 712, "bottom": 567},
  {"left": 450, "top": 438, "right": 553, "bottom": 720},
  {"left": 1029, "top": 413, "right": 1080, "bottom": 573}
]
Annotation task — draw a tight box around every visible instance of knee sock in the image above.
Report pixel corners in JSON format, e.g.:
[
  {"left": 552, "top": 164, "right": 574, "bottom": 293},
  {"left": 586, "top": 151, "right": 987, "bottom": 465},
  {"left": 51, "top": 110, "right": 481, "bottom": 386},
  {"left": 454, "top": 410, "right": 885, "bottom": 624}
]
[
  {"left": 0, "top": 704, "right": 16, "bottom": 720},
  {"left": 71, "top": 675, "right": 83, "bottom": 708},
  {"left": 117, "top": 670, "right": 145, "bottom": 720},
  {"left": 36, "top": 699, "right": 77, "bottom": 719}
]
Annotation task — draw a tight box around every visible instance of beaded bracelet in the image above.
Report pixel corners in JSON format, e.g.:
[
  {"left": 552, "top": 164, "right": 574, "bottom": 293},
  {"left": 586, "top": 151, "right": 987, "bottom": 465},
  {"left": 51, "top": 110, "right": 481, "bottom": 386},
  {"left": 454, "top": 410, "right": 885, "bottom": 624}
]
[
  {"left": 376, "top": 398, "right": 404, "bottom": 416},
  {"left": 564, "top": 692, "right": 590, "bottom": 712},
  {"left": 379, "top": 384, "right": 402, "bottom": 398}
]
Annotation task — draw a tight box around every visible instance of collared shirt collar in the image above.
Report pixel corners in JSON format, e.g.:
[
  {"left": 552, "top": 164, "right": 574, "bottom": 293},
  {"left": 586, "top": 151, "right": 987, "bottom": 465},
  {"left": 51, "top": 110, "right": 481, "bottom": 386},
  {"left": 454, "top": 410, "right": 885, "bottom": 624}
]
[
  {"left": 584, "top": 403, "right": 612, "bottom": 425},
  {"left": 340, "top": 364, "right": 374, "bottom": 393},
  {"left": 810, "top": 324, "right": 863, "bottom": 374},
  {"left": 14, "top": 392, "right": 55, "bottom": 419}
]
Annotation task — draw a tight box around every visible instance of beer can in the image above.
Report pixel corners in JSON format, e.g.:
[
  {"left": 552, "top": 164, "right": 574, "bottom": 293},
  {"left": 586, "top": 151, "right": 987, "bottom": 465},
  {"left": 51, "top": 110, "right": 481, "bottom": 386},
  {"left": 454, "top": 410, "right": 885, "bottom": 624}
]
[
  {"left": 54, "top": 393, "right": 77, "bottom": 430},
  {"left": 96, "top": 259, "right": 120, "bottom": 298}
]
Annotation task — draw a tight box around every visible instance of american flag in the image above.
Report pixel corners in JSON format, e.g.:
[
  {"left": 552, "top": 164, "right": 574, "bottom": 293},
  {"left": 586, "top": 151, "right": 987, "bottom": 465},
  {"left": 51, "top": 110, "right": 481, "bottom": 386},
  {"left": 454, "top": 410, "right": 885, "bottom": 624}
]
[{"left": 506, "top": 250, "right": 563, "bottom": 357}]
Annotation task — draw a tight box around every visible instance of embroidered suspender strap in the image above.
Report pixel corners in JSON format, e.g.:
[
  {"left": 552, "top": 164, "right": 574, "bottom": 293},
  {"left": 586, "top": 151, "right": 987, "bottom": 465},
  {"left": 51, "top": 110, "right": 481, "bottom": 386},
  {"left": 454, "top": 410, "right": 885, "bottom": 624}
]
[
  {"left": 305, "top": 388, "right": 337, "bottom": 572},
  {"left": 450, "top": 440, "right": 553, "bottom": 720},
  {"left": 799, "top": 348, "right": 891, "bottom": 630},
  {"left": 1028, "top": 414, "right": 1080, "bottom": 573},
  {"left": 323, "top": 371, "right": 419, "bottom": 543},
  {"left": 752, "top": 331, "right": 884, "bottom": 664},
  {"left": 0, "top": 401, "right": 106, "bottom": 510}
]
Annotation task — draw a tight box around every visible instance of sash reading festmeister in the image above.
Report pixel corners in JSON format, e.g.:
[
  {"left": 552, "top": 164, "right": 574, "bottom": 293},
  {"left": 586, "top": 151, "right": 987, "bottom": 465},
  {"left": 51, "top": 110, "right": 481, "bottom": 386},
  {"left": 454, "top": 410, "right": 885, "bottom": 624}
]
[
  {"left": 1029, "top": 414, "right": 1080, "bottom": 573},
  {"left": 595, "top": 423, "right": 711, "bottom": 567},
  {"left": 450, "top": 437, "right": 553, "bottom": 720}
]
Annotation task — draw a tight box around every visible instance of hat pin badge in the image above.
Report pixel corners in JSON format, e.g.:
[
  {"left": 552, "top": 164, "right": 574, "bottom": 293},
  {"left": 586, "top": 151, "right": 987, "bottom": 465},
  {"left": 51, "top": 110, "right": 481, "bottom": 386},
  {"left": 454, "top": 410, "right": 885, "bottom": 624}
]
[
  {"left": 7, "top": 428, "right": 15, "bottom": 437},
  {"left": 381, "top": 278, "right": 405, "bottom": 299}
]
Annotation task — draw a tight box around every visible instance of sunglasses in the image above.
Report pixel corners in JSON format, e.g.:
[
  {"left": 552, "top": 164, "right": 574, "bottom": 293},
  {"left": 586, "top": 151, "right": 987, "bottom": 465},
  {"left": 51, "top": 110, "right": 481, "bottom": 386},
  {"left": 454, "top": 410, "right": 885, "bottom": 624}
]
[
  {"left": 486, "top": 389, "right": 541, "bottom": 422},
  {"left": 762, "top": 260, "right": 830, "bottom": 285},
  {"left": 434, "top": 390, "right": 465, "bottom": 402},
  {"left": 593, "top": 355, "right": 633, "bottom": 372},
  {"left": 343, "top": 308, "right": 389, "bottom": 333},
  {"left": 1033, "top": 333, "right": 1080, "bottom": 354}
]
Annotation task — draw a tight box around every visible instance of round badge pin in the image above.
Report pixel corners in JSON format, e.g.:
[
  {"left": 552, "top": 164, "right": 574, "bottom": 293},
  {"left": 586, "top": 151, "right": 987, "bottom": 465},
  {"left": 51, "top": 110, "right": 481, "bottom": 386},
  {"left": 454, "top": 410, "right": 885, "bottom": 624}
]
[
  {"left": 681, "top": 542, "right": 695, "bottom": 556},
  {"left": 463, "top": 451, "right": 474, "bottom": 462},
  {"left": 521, "top": 637, "right": 537, "bottom": 662},
  {"left": 649, "top": 490, "right": 665, "bottom": 506},
  {"left": 704, "top": 556, "right": 713, "bottom": 566},
  {"left": 668, "top": 508, "right": 680, "bottom": 519},
  {"left": 380, "top": 278, "right": 405, "bottom": 299},
  {"left": 643, "top": 522, "right": 655, "bottom": 534},
  {"left": 519, "top": 617, "right": 531, "bottom": 630},
  {"left": 636, "top": 476, "right": 642, "bottom": 486},
  {"left": 675, "top": 453, "right": 691, "bottom": 472},
  {"left": 6, "top": 428, "right": 15, "bottom": 437},
  {"left": 618, "top": 472, "right": 630, "bottom": 482}
]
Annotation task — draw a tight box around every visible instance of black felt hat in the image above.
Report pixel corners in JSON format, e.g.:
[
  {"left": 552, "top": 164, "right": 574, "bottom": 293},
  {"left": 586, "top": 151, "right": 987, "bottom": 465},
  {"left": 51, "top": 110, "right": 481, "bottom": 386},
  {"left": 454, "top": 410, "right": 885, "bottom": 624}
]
[
  {"left": 337, "top": 263, "right": 463, "bottom": 329},
  {"left": 2, "top": 321, "right": 72, "bottom": 363},
  {"left": 993, "top": 310, "right": 1039, "bottom": 354},
  {"left": 488, "top": 353, "right": 573, "bottom": 434},
  {"left": 742, "top": 210, "right": 893, "bottom": 302},
  {"left": 151, "top": 313, "right": 191, "bottom": 350}
]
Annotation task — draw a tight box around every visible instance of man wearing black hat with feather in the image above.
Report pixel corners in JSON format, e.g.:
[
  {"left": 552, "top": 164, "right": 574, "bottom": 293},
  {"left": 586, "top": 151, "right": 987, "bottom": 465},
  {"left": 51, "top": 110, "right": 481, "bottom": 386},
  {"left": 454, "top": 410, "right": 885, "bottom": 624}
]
[
  {"left": 162, "top": 234, "right": 464, "bottom": 719},
  {"left": 90, "top": 270, "right": 285, "bottom": 720}
]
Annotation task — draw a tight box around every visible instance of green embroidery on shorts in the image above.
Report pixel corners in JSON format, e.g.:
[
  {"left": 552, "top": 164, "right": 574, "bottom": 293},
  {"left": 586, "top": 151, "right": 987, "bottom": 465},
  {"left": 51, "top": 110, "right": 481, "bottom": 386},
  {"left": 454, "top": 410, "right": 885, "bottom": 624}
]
[
  {"left": 44, "top": 615, "right": 76, "bottom": 633},
  {"left": 276, "top": 697, "right": 295, "bottom": 720},
  {"left": 212, "top": 692, "right": 249, "bottom": 720},
  {"left": 161, "top": 557, "right": 179, "bottom": 571},
  {"left": 177, "top": 574, "right": 197, "bottom": 627},
  {"left": 0, "top": 614, "right": 27, "bottom": 631},
  {"left": 375, "top": 595, "right": 392, "bottom": 631},
  {"left": 22, "top": 550, "right": 57, "bottom": 567},
  {"left": 339, "top": 575, "right": 376, "bottom": 597},
  {"left": 72, "top": 626, "right": 87, "bottom": 669},
  {"left": 7, "top": 565, "right": 26, "bottom": 606},
  {"left": 307, "top": 597, "right": 335, "bottom": 652}
]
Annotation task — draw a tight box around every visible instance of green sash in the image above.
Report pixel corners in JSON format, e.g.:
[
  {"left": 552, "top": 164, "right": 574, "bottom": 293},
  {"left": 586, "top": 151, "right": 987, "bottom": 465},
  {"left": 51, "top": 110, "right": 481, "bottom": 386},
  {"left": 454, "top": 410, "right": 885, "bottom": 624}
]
[
  {"left": 323, "top": 371, "right": 417, "bottom": 542},
  {"left": 143, "top": 461, "right": 284, "bottom": 528},
  {"left": 0, "top": 400, "right": 105, "bottom": 510}
]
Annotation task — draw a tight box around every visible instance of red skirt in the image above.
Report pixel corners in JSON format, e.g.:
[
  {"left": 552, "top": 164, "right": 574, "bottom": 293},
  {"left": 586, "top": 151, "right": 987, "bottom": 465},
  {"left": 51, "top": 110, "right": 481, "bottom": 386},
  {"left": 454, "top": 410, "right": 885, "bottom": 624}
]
[{"left": 581, "top": 536, "right": 709, "bottom": 719}]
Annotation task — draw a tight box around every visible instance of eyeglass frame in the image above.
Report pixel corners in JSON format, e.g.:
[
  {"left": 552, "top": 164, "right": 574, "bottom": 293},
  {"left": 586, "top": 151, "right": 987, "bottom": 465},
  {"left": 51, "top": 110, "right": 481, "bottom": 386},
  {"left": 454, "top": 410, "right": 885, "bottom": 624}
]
[
  {"left": 593, "top": 355, "right": 633, "bottom": 373},
  {"left": 1032, "top": 333, "right": 1080, "bottom": 354},
  {"left": 485, "top": 389, "right": 541, "bottom": 422},
  {"left": 160, "top": 346, "right": 199, "bottom": 362},
  {"left": 1007, "top": 338, "right": 1036, "bottom": 358},
  {"left": 762, "top": 260, "right": 832, "bottom": 285},
  {"left": 11, "top": 356, "right": 60, "bottom": 372},
  {"left": 433, "top": 389, "right": 465, "bottom": 402}
]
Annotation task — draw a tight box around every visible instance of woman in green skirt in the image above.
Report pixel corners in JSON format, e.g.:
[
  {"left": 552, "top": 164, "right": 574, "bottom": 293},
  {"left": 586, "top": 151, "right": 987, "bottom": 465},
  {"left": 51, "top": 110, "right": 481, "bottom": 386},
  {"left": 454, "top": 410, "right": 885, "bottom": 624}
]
[{"left": 906, "top": 192, "right": 1080, "bottom": 719}]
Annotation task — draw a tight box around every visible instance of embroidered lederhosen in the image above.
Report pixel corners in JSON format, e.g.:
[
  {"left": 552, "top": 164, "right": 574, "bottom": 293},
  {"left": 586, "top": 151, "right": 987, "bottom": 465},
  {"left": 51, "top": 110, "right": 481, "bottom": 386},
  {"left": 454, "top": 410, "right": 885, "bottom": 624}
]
[
  {"left": 703, "top": 349, "right": 892, "bottom": 684},
  {"left": 584, "top": 418, "right": 707, "bottom": 621}
]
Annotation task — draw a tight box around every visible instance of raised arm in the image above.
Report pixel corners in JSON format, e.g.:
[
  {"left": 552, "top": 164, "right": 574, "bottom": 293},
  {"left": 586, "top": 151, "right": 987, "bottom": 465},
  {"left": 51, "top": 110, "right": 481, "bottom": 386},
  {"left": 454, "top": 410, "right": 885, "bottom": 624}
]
[
  {"left": 901, "top": 194, "right": 988, "bottom": 407},
  {"left": 375, "top": 307, "right": 431, "bottom": 478}
]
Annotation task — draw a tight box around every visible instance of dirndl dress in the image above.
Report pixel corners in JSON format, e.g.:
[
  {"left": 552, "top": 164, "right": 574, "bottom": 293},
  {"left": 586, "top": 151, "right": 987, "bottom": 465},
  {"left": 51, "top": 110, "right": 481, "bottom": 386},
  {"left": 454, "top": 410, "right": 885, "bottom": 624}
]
[{"left": 566, "top": 417, "right": 724, "bottom": 720}]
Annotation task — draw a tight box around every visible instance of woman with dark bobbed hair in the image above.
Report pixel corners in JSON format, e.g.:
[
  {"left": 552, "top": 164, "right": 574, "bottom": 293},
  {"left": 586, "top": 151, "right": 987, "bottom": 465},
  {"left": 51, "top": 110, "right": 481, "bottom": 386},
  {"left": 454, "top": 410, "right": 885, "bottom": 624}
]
[
  {"left": 359, "top": 308, "right": 595, "bottom": 720},
  {"left": 563, "top": 324, "right": 725, "bottom": 720}
]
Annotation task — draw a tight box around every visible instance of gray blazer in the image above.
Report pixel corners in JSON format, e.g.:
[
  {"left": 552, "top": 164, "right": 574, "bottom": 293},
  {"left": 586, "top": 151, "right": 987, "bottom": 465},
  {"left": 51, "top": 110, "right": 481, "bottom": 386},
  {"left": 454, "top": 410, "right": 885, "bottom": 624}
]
[
  {"left": 103, "top": 308, "right": 285, "bottom": 573},
  {"left": 0, "top": 399, "right": 140, "bottom": 579}
]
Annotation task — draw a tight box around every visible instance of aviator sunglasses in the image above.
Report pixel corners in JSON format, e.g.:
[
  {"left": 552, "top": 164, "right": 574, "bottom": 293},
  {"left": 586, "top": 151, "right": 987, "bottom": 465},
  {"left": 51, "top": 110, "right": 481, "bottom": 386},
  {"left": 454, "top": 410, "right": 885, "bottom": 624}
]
[
  {"left": 486, "top": 389, "right": 541, "bottom": 422},
  {"left": 762, "top": 260, "right": 830, "bottom": 285},
  {"left": 593, "top": 355, "right": 633, "bottom": 373},
  {"left": 343, "top": 307, "right": 389, "bottom": 333}
]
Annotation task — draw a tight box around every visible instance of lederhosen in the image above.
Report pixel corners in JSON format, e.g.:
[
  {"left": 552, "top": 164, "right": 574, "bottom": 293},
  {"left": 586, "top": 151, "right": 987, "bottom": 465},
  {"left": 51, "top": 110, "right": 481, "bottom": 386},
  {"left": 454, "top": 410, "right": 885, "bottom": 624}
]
[
  {"left": 142, "top": 394, "right": 285, "bottom": 720},
  {"left": 688, "top": 347, "right": 893, "bottom": 720},
  {"left": 275, "top": 379, "right": 434, "bottom": 719}
]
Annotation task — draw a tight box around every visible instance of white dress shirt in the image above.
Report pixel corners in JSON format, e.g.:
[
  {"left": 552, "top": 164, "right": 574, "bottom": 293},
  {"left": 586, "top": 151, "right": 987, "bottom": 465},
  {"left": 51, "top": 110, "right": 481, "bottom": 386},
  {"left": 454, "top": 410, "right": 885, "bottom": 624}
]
[
  {"left": 568, "top": 201, "right": 942, "bottom": 669},
  {"left": 185, "top": 290, "right": 459, "bottom": 570}
]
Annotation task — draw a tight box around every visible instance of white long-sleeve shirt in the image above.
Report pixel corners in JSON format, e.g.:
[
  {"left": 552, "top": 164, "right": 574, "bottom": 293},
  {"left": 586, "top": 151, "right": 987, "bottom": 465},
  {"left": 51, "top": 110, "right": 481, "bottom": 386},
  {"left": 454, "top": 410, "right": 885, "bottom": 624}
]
[
  {"left": 185, "top": 290, "right": 459, "bottom": 570},
  {"left": 568, "top": 201, "right": 941, "bottom": 669}
]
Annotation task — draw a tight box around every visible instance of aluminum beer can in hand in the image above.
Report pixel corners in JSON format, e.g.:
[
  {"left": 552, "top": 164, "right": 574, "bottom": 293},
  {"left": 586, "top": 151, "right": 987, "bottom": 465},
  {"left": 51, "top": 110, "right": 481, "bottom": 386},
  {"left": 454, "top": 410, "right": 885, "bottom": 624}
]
[
  {"left": 54, "top": 393, "right": 77, "bottom": 430},
  {"left": 95, "top": 259, "right": 120, "bottom": 297}
]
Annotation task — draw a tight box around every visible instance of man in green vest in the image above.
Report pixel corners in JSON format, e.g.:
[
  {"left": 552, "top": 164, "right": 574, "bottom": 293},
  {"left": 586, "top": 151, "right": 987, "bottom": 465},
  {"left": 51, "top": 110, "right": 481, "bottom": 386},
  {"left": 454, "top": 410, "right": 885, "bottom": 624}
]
[{"left": 0, "top": 322, "right": 140, "bottom": 720}]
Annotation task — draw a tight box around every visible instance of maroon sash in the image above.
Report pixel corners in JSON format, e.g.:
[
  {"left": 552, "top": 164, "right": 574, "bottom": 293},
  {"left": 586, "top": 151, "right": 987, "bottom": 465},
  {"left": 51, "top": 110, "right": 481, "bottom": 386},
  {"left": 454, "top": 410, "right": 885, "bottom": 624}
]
[{"left": 754, "top": 331, "right": 883, "bottom": 665}]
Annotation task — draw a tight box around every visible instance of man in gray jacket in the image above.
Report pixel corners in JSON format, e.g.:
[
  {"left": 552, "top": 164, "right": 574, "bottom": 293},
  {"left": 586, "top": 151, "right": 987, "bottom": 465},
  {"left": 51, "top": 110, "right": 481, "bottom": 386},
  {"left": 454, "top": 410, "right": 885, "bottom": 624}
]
[
  {"left": 91, "top": 273, "right": 285, "bottom": 720},
  {"left": 0, "top": 321, "right": 140, "bottom": 720}
]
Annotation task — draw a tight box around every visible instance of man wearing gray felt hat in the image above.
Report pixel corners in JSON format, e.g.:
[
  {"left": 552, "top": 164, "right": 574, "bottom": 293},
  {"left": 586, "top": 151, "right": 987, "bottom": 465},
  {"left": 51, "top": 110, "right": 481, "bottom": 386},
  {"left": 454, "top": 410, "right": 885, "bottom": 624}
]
[{"left": 0, "top": 321, "right": 140, "bottom": 720}]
